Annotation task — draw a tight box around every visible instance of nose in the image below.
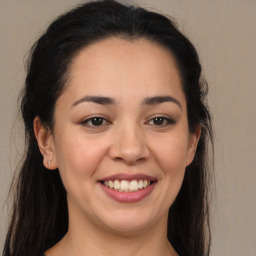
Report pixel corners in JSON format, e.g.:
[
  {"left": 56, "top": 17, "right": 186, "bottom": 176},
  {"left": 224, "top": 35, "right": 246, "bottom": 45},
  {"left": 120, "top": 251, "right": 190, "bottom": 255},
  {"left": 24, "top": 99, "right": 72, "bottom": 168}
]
[{"left": 108, "top": 124, "right": 150, "bottom": 165}]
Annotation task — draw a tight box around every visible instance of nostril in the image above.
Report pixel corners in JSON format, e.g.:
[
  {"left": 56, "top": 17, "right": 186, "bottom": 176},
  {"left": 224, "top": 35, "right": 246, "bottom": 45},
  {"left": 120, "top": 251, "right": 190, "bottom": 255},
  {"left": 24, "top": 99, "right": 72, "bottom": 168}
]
[
  {"left": 110, "top": 151, "right": 148, "bottom": 165},
  {"left": 108, "top": 134, "right": 150, "bottom": 164}
]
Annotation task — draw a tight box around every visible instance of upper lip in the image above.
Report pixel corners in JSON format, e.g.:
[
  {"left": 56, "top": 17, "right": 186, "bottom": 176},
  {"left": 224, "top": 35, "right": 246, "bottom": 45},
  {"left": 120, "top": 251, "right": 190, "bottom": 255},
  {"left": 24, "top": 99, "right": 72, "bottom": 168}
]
[{"left": 100, "top": 173, "right": 157, "bottom": 182}]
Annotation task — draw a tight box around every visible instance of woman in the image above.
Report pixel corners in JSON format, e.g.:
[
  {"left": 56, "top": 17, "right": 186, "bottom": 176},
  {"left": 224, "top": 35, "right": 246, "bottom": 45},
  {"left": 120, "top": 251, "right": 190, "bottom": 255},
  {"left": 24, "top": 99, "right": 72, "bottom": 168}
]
[{"left": 3, "top": 1, "right": 213, "bottom": 256}]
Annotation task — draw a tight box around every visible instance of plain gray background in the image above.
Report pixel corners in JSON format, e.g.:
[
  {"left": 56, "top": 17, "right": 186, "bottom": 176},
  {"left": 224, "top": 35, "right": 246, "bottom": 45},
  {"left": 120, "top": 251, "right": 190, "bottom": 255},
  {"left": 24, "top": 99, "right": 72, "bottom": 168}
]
[{"left": 1, "top": 0, "right": 255, "bottom": 255}]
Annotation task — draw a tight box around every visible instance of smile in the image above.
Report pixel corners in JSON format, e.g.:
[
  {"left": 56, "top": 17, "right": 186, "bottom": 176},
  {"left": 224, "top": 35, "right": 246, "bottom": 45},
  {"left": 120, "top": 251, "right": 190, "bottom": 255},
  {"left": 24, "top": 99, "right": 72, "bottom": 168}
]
[
  {"left": 99, "top": 173, "right": 157, "bottom": 203},
  {"left": 102, "top": 180, "right": 152, "bottom": 192}
]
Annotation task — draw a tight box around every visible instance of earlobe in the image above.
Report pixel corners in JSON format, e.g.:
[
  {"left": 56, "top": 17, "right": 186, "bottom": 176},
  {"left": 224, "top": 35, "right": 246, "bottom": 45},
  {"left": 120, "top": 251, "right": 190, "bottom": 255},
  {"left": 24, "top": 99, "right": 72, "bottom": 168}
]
[
  {"left": 186, "top": 125, "right": 201, "bottom": 166},
  {"left": 33, "top": 116, "right": 57, "bottom": 170}
]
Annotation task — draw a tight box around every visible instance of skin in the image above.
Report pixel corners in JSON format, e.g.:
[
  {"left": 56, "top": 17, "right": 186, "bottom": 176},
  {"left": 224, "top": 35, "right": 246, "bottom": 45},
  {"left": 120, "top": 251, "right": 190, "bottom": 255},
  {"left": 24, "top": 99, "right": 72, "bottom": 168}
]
[{"left": 34, "top": 37, "right": 200, "bottom": 256}]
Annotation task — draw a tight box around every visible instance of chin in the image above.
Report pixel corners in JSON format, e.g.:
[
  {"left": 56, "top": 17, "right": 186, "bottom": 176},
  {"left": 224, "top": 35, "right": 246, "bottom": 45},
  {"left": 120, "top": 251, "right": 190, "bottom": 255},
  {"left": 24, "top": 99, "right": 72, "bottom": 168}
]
[{"left": 98, "top": 208, "right": 161, "bottom": 235}]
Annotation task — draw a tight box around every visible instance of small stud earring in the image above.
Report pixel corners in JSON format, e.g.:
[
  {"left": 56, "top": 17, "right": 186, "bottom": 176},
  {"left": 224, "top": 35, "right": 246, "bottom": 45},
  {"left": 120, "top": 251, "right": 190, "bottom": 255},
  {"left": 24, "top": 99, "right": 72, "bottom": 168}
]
[{"left": 47, "top": 160, "right": 51, "bottom": 166}]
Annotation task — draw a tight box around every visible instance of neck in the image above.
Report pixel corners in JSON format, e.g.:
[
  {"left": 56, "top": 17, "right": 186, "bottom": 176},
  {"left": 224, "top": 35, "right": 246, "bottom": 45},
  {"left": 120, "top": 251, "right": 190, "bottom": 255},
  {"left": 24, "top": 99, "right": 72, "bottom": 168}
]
[{"left": 47, "top": 209, "right": 178, "bottom": 256}]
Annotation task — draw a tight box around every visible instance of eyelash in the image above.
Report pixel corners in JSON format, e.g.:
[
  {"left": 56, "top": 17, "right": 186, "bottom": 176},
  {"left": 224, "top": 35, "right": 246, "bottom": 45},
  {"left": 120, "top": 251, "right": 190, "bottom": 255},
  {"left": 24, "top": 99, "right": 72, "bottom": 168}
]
[
  {"left": 147, "top": 116, "right": 175, "bottom": 126},
  {"left": 80, "top": 116, "right": 110, "bottom": 127},
  {"left": 80, "top": 115, "right": 175, "bottom": 128}
]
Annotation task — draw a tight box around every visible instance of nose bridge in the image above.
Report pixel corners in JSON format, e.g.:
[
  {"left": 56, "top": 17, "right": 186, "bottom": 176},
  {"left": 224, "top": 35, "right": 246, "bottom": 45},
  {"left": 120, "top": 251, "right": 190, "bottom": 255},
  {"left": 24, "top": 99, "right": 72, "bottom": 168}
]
[{"left": 109, "top": 118, "right": 150, "bottom": 164}]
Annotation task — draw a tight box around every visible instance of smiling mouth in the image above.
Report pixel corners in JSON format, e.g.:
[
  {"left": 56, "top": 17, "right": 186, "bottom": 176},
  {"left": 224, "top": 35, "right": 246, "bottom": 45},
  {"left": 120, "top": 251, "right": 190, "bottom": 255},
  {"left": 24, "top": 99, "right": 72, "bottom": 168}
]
[{"left": 101, "top": 179, "right": 155, "bottom": 193}]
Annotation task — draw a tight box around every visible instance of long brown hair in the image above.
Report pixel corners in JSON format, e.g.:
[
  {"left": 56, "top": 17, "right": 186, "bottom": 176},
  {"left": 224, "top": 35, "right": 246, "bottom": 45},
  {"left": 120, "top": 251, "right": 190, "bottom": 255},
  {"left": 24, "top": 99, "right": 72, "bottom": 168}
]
[{"left": 3, "top": 1, "right": 213, "bottom": 255}]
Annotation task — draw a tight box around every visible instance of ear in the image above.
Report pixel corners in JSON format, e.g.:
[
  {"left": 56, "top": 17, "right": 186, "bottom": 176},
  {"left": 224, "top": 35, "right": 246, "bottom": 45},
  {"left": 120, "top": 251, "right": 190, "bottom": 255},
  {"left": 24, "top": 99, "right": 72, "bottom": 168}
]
[
  {"left": 33, "top": 116, "right": 57, "bottom": 170},
  {"left": 186, "top": 125, "right": 201, "bottom": 166}
]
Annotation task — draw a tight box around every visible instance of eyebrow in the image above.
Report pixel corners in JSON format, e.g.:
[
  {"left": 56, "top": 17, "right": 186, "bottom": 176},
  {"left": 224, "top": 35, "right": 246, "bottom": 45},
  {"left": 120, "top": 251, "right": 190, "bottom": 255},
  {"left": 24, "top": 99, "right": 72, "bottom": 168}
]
[
  {"left": 71, "top": 96, "right": 116, "bottom": 107},
  {"left": 71, "top": 95, "right": 182, "bottom": 110},
  {"left": 142, "top": 95, "right": 182, "bottom": 110}
]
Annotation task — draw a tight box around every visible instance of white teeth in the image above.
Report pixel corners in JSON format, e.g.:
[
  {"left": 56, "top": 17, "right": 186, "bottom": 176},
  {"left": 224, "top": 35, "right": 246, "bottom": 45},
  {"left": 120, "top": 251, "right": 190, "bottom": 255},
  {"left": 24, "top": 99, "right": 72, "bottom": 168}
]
[
  {"left": 129, "top": 180, "right": 138, "bottom": 191},
  {"left": 120, "top": 180, "right": 129, "bottom": 192},
  {"left": 108, "top": 180, "right": 114, "bottom": 189},
  {"left": 114, "top": 180, "right": 120, "bottom": 190},
  {"left": 138, "top": 180, "right": 144, "bottom": 189},
  {"left": 103, "top": 179, "right": 152, "bottom": 192}
]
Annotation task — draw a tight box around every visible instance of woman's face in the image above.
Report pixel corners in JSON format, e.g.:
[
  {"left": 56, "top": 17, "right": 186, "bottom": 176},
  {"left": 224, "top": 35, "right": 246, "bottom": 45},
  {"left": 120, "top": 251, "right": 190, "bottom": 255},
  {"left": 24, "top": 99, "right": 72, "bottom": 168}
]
[{"left": 49, "top": 38, "right": 199, "bottom": 234}]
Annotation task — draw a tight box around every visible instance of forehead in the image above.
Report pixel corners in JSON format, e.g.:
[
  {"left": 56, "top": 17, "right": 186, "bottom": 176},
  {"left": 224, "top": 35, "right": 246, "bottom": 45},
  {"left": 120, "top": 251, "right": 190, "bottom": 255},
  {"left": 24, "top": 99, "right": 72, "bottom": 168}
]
[{"left": 61, "top": 37, "right": 185, "bottom": 106}]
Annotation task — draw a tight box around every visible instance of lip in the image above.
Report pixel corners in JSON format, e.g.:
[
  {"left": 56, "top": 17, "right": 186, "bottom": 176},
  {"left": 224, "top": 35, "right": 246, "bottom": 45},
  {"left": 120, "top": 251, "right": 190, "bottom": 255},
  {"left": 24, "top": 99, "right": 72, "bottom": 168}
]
[
  {"left": 100, "top": 173, "right": 157, "bottom": 182},
  {"left": 99, "top": 173, "right": 157, "bottom": 203},
  {"left": 99, "top": 182, "right": 156, "bottom": 203}
]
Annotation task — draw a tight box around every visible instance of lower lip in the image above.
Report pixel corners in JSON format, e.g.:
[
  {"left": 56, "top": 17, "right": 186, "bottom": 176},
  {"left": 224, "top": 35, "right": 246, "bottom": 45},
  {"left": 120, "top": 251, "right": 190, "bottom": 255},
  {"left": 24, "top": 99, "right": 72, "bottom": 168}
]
[{"left": 99, "top": 182, "right": 156, "bottom": 203}]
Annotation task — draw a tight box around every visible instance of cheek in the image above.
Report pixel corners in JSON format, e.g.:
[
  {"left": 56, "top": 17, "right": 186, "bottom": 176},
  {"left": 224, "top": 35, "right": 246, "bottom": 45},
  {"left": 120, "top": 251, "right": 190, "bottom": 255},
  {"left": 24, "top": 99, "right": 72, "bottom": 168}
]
[
  {"left": 153, "top": 133, "right": 189, "bottom": 176},
  {"left": 54, "top": 132, "right": 108, "bottom": 185},
  {"left": 148, "top": 132, "right": 190, "bottom": 212}
]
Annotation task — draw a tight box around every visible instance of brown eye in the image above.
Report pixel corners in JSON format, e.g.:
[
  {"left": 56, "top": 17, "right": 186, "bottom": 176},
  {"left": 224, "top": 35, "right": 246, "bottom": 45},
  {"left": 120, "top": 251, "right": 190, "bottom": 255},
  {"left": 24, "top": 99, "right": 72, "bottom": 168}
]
[
  {"left": 148, "top": 116, "right": 175, "bottom": 126},
  {"left": 90, "top": 117, "right": 104, "bottom": 126},
  {"left": 152, "top": 117, "right": 165, "bottom": 125},
  {"left": 81, "top": 116, "right": 109, "bottom": 127}
]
